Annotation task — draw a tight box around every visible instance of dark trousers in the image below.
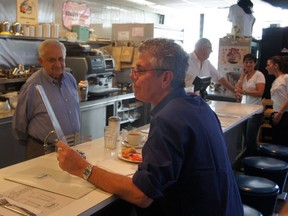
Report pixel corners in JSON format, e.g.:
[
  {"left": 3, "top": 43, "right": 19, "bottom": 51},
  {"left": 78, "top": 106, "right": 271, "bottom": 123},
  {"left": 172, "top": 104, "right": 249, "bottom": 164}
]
[
  {"left": 26, "top": 136, "right": 55, "bottom": 160},
  {"left": 272, "top": 112, "right": 288, "bottom": 145},
  {"left": 242, "top": 113, "right": 264, "bottom": 156}
]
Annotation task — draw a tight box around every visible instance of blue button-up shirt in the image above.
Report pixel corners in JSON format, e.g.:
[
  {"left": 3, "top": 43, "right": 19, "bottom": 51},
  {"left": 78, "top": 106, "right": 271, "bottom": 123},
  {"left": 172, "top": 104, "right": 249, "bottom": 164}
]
[
  {"left": 133, "top": 88, "right": 243, "bottom": 216},
  {"left": 12, "top": 68, "right": 80, "bottom": 144}
]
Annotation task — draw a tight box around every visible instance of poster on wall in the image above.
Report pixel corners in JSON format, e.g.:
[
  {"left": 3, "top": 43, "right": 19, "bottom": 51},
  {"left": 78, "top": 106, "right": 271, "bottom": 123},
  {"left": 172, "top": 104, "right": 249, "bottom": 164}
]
[
  {"left": 218, "top": 37, "right": 252, "bottom": 76},
  {"left": 62, "top": 1, "right": 91, "bottom": 30},
  {"left": 16, "top": 0, "right": 38, "bottom": 25}
]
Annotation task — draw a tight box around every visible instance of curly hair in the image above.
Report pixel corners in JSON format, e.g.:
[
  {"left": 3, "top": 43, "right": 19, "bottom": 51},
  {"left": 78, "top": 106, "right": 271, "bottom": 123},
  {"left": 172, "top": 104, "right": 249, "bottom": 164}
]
[{"left": 138, "top": 38, "right": 188, "bottom": 89}]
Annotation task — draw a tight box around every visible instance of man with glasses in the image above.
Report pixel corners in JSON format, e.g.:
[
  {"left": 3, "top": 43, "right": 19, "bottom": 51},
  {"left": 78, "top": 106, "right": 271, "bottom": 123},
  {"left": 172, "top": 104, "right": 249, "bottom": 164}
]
[
  {"left": 185, "top": 38, "right": 237, "bottom": 94},
  {"left": 57, "top": 38, "right": 244, "bottom": 216}
]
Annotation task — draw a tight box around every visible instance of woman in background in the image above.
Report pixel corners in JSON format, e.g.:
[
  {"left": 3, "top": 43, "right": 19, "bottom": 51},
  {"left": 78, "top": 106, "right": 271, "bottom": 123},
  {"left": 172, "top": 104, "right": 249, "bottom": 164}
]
[
  {"left": 235, "top": 53, "right": 265, "bottom": 156},
  {"left": 266, "top": 55, "right": 288, "bottom": 145}
]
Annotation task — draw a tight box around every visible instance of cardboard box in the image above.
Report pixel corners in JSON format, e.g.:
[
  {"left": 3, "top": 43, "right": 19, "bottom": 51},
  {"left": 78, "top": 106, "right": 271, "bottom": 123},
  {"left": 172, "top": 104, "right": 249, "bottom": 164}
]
[{"left": 72, "top": 25, "right": 89, "bottom": 41}]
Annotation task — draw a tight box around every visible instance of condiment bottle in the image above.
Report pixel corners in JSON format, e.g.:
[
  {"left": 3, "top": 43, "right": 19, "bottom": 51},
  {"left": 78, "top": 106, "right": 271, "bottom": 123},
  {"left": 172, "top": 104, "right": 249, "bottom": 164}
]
[{"left": 78, "top": 80, "right": 88, "bottom": 102}]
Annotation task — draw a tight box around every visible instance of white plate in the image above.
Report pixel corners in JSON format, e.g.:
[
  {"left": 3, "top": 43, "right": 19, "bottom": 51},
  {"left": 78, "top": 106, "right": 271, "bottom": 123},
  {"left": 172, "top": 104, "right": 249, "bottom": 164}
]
[
  {"left": 121, "top": 141, "right": 143, "bottom": 149},
  {"left": 118, "top": 153, "right": 142, "bottom": 163}
]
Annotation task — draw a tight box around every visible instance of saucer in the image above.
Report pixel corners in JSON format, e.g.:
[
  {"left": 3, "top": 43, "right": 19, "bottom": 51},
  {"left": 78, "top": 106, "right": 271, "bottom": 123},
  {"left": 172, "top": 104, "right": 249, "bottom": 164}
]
[{"left": 121, "top": 141, "right": 143, "bottom": 149}]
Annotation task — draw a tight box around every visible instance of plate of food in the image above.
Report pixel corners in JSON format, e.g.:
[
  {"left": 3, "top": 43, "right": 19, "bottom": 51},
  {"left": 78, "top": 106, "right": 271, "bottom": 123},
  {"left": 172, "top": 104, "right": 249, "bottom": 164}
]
[{"left": 119, "top": 148, "right": 142, "bottom": 163}]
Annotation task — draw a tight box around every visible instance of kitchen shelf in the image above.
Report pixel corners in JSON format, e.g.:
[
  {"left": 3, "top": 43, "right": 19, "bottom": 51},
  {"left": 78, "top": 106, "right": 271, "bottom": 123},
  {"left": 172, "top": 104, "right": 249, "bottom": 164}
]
[
  {"left": 115, "top": 97, "right": 144, "bottom": 129},
  {"left": 0, "top": 35, "right": 112, "bottom": 48},
  {"left": 120, "top": 117, "right": 140, "bottom": 124},
  {"left": 118, "top": 105, "right": 142, "bottom": 113},
  {"left": 0, "top": 78, "right": 27, "bottom": 84}
]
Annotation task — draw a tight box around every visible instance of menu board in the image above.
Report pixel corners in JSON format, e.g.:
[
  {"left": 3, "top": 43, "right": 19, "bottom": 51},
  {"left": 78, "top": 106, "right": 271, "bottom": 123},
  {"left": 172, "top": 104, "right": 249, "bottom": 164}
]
[
  {"left": 218, "top": 37, "right": 252, "bottom": 77},
  {"left": 16, "top": 0, "right": 38, "bottom": 25}
]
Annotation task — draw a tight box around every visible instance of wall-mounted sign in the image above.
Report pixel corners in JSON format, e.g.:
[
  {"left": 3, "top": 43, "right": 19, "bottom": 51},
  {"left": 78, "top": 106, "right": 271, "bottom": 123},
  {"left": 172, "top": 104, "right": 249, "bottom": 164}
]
[
  {"left": 17, "top": 0, "right": 38, "bottom": 25},
  {"left": 62, "top": 1, "right": 91, "bottom": 30}
]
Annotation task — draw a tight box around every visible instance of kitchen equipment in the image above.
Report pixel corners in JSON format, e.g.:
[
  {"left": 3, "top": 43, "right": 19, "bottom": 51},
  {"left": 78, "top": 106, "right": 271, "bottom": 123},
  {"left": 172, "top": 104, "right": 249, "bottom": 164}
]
[
  {"left": 0, "top": 21, "right": 11, "bottom": 35},
  {"left": 2, "top": 91, "right": 18, "bottom": 108},
  {"left": 78, "top": 80, "right": 88, "bottom": 102},
  {"left": 0, "top": 96, "right": 11, "bottom": 112},
  {"left": 22, "top": 25, "right": 30, "bottom": 36},
  {"left": 35, "top": 24, "right": 42, "bottom": 37},
  {"left": 51, "top": 23, "right": 59, "bottom": 38},
  {"left": 29, "top": 25, "right": 35, "bottom": 36},
  {"left": 11, "top": 22, "right": 22, "bottom": 36},
  {"left": 65, "top": 52, "right": 120, "bottom": 98},
  {"left": 42, "top": 23, "right": 51, "bottom": 37}
]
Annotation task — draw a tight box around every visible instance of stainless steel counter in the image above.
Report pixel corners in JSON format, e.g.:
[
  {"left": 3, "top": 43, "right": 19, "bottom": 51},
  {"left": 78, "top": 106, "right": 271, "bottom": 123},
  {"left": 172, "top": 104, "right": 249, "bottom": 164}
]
[
  {"left": 0, "top": 92, "right": 135, "bottom": 122},
  {"left": 80, "top": 92, "right": 135, "bottom": 109},
  {"left": 0, "top": 92, "right": 136, "bottom": 168},
  {"left": 0, "top": 110, "right": 14, "bottom": 123},
  {"left": 206, "top": 86, "right": 237, "bottom": 102}
]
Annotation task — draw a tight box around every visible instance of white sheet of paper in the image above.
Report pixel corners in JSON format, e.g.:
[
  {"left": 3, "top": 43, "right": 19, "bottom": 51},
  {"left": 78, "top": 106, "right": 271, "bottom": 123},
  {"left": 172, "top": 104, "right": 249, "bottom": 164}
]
[{"left": 4, "top": 166, "right": 95, "bottom": 199}]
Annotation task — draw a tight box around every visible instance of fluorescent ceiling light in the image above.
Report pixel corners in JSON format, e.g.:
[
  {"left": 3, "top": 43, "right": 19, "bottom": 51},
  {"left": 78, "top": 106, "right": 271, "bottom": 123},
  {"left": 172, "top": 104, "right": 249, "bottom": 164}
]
[
  {"left": 126, "top": 0, "right": 156, "bottom": 6},
  {"left": 150, "top": 4, "right": 171, "bottom": 11},
  {"left": 105, "top": 6, "right": 128, "bottom": 12}
]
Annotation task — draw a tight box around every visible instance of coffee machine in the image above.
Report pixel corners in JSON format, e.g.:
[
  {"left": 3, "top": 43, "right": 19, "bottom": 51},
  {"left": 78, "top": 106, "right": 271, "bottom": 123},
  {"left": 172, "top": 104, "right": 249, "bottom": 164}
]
[{"left": 64, "top": 43, "right": 120, "bottom": 98}]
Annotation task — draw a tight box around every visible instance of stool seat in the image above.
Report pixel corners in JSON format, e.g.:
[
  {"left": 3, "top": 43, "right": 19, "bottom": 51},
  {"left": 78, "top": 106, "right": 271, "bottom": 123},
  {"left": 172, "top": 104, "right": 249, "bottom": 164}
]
[
  {"left": 236, "top": 174, "right": 280, "bottom": 195},
  {"left": 259, "top": 144, "right": 288, "bottom": 162},
  {"left": 235, "top": 175, "right": 279, "bottom": 216},
  {"left": 242, "top": 156, "right": 288, "bottom": 194},
  {"left": 243, "top": 156, "right": 288, "bottom": 172},
  {"left": 243, "top": 204, "right": 263, "bottom": 216}
]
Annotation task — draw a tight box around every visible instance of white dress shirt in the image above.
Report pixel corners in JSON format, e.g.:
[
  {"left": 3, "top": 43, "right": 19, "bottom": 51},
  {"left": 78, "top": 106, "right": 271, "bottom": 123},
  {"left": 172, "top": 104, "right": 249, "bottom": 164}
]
[{"left": 185, "top": 52, "right": 223, "bottom": 88}]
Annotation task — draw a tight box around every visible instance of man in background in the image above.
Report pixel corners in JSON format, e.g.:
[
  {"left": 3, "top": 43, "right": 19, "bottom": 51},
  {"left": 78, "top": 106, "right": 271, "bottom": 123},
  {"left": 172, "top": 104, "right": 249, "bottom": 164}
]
[
  {"left": 12, "top": 39, "right": 80, "bottom": 160},
  {"left": 185, "top": 38, "right": 237, "bottom": 95}
]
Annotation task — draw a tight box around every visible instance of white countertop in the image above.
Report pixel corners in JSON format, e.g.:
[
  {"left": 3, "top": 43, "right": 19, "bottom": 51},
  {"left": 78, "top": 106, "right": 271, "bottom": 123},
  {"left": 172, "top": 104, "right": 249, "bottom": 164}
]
[
  {"left": 208, "top": 100, "right": 263, "bottom": 133},
  {"left": 0, "top": 101, "right": 263, "bottom": 215}
]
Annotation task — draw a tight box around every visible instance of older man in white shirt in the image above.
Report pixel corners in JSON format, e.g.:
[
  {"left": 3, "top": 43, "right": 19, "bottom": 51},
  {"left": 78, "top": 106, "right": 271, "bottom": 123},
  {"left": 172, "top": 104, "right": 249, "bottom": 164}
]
[{"left": 185, "top": 38, "right": 236, "bottom": 94}]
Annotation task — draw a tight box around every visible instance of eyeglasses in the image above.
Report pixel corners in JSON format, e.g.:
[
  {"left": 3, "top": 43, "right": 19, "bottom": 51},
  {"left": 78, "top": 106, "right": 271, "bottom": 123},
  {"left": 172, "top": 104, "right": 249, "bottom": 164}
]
[
  {"left": 204, "top": 46, "right": 213, "bottom": 52},
  {"left": 131, "top": 68, "right": 169, "bottom": 77}
]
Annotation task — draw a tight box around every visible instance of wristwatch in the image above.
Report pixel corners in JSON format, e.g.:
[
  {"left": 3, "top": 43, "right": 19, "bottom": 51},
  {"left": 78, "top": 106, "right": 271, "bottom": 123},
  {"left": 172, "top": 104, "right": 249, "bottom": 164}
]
[{"left": 83, "top": 164, "right": 94, "bottom": 180}]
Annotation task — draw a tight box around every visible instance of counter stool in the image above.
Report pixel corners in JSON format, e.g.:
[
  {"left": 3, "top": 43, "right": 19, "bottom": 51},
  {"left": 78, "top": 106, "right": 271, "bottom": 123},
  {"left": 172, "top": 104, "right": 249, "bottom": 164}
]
[
  {"left": 235, "top": 174, "right": 279, "bottom": 216},
  {"left": 243, "top": 204, "right": 263, "bottom": 216},
  {"left": 259, "top": 143, "right": 288, "bottom": 162},
  {"left": 242, "top": 156, "right": 288, "bottom": 200}
]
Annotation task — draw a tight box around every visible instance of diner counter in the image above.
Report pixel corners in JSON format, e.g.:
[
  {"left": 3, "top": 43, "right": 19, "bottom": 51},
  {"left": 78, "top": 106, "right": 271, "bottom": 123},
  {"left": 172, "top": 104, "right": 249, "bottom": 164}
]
[
  {"left": 0, "top": 92, "right": 135, "bottom": 123},
  {"left": 0, "top": 101, "right": 263, "bottom": 215},
  {"left": 208, "top": 100, "right": 263, "bottom": 133},
  {"left": 206, "top": 86, "right": 237, "bottom": 102}
]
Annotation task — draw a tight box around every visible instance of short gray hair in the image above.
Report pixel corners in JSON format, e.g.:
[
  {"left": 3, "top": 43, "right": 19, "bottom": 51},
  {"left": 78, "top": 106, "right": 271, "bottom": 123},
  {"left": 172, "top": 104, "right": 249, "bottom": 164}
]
[
  {"left": 38, "top": 39, "right": 66, "bottom": 58},
  {"left": 138, "top": 38, "right": 188, "bottom": 89},
  {"left": 194, "top": 38, "right": 211, "bottom": 51}
]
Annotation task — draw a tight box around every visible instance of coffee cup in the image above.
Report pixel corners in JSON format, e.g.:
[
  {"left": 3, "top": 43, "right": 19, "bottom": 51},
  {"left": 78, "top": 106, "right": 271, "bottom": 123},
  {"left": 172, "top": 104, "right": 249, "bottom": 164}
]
[{"left": 127, "top": 132, "right": 143, "bottom": 147}]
